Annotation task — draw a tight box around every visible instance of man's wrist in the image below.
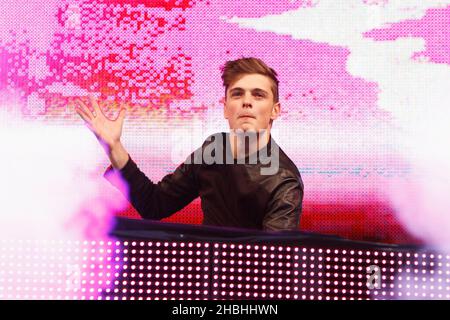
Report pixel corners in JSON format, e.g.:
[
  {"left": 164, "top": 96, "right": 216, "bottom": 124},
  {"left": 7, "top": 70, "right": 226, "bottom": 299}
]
[
  {"left": 109, "top": 140, "right": 122, "bottom": 152},
  {"left": 108, "top": 141, "right": 129, "bottom": 170}
]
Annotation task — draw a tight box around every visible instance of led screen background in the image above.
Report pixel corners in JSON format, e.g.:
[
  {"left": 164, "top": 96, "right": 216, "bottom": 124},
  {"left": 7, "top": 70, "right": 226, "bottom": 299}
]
[{"left": 2, "top": 0, "right": 450, "bottom": 245}]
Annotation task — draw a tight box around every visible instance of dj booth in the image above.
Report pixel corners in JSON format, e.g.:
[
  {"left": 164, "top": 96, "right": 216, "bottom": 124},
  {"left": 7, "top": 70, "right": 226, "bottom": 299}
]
[{"left": 1, "top": 217, "right": 448, "bottom": 300}]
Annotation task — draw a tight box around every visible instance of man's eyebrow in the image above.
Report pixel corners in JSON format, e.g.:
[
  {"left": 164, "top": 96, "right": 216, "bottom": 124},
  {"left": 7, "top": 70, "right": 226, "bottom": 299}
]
[
  {"left": 252, "top": 88, "right": 269, "bottom": 95},
  {"left": 229, "top": 87, "right": 269, "bottom": 95}
]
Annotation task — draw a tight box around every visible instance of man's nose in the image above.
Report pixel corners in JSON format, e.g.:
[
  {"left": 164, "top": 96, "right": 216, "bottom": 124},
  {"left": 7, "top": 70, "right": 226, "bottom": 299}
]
[{"left": 242, "top": 92, "right": 252, "bottom": 108}]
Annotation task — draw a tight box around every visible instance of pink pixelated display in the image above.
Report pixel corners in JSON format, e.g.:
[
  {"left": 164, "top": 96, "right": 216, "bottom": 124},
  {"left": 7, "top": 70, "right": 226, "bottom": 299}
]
[{"left": 1, "top": 0, "right": 450, "bottom": 248}]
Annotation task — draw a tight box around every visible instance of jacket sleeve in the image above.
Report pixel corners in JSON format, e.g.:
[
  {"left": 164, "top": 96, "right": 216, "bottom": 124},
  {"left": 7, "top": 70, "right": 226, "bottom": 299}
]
[
  {"left": 103, "top": 154, "right": 200, "bottom": 220},
  {"left": 262, "top": 173, "right": 304, "bottom": 231}
]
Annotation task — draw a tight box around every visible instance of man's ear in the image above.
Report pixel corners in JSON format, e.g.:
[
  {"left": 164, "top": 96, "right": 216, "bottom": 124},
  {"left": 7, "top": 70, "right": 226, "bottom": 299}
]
[
  {"left": 222, "top": 96, "right": 228, "bottom": 119},
  {"left": 271, "top": 102, "right": 281, "bottom": 121}
]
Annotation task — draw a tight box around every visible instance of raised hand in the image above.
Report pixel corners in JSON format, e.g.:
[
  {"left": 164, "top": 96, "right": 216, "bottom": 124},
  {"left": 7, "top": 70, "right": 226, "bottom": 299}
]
[{"left": 75, "top": 95, "right": 127, "bottom": 153}]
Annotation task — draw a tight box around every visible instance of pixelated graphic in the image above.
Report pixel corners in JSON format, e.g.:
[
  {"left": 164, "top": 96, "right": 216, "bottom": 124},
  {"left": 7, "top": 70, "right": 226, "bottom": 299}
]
[
  {"left": 3, "top": 239, "right": 449, "bottom": 300},
  {"left": 2, "top": 1, "right": 450, "bottom": 290}
]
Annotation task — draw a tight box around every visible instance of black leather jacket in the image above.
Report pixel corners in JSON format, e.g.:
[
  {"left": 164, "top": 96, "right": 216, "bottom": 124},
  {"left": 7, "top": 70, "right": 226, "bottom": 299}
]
[{"left": 104, "top": 132, "right": 304, "bottom": 231}]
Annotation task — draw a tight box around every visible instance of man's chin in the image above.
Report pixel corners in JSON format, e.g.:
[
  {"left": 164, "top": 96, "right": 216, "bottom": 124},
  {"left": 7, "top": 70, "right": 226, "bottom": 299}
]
[{"left": 238, "top": 124, "right": 257, "bottom": 132}]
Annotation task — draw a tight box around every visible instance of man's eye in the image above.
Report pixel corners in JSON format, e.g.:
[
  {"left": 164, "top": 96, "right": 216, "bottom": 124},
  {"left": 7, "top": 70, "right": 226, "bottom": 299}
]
[{"left": 231, "top": 92, "right": 242, "bottom": 96}]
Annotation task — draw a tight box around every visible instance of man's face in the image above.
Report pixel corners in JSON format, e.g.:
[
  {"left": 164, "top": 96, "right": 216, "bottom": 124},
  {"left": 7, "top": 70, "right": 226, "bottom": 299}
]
[{"left": 223, "top": 73, "right": 280, "bottom": 132}]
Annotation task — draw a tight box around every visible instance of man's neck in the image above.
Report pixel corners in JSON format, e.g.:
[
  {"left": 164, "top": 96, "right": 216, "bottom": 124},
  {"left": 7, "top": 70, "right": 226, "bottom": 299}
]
[{"left": 228, "top": 128, "right": 271, "bottom": 160}]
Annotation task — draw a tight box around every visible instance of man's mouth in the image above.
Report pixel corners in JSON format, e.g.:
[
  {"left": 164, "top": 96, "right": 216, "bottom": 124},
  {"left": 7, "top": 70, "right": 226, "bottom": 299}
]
[{"left": 238, "top": 115, "right": 256, "bottom": 119}]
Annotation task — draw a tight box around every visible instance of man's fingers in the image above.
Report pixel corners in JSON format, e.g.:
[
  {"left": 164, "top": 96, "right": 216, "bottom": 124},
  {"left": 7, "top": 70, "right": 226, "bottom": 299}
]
[
  {"left": 89, "top": 95, "right": 103, "bottom": 117},
  {"left": 75, "top": 106, "right": 93, "bottom": 125},
  {"left": 75, "top": 98, "right": 95, "bottom": 119},
  {"left": 118, "top": 108, "right": 126, "bottom": 120}
]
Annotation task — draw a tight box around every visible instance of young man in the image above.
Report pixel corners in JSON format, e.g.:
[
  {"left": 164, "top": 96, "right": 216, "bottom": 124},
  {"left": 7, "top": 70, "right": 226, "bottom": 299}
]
[{"left": 75, "top": 57, "right": 304, "bottom": 231}]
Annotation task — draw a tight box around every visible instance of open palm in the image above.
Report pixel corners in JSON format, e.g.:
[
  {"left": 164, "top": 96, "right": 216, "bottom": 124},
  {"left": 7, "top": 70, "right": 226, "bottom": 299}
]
[{"left": 75, "top": 96, "right": 126, "bottom": 151}]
